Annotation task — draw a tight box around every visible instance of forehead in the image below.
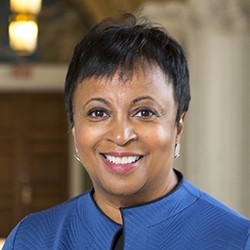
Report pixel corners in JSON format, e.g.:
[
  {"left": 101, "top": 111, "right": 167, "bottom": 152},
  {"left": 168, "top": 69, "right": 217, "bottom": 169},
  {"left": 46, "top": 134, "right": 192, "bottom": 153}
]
[
  {"left": 73, "top": 64, "right": 176, "bottom": 108},
  {"left": 79, "top": 63, "right": 171, "bottom": 90}
]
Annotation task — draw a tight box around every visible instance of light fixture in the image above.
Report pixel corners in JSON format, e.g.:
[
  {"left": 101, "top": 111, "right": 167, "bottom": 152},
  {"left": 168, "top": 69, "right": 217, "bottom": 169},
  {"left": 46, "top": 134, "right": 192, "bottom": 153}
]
[
  {"left": 10, "top": 0, "right": 42, "bottom": 15},
  {"left": 9, "top": 0, "right": 42, "bottom": 55},
  {"left": 9, "top": 14, "right": 38, "bottom": 55}
]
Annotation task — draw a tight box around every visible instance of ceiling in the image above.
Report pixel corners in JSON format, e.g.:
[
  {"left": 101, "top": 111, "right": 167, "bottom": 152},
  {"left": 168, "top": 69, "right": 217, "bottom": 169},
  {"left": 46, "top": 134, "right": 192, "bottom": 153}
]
[
  {"left": 0, "top": 0, "right": 185, "bottom": 63},
  {"left": 64, "top": 0, "right": 180, "bottom": 23}
]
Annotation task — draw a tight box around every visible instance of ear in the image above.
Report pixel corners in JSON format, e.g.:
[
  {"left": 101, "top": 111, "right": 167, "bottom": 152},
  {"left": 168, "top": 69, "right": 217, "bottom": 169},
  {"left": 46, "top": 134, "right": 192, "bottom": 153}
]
[{"left": 176, "top": 113, "right": 186, "bottom": 144}]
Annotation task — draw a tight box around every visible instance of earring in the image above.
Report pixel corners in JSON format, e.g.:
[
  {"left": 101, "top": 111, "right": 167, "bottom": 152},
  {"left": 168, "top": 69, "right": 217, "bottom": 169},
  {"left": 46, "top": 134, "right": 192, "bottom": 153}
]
[
  {"left": 74, "top": 154, "right": 81, "bottom": 163},
  {"left": 75, "top": 148, "right": 81, "bottom": 163},
  {"left": 174, "top": 143, "right": 180, "bottom": 159}
]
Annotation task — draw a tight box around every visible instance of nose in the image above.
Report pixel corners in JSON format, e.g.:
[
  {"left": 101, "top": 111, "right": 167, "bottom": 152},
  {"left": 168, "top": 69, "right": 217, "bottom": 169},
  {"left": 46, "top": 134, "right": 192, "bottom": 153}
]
[{"left": 106, "top": 118, "right": 138, "bottom": 146}]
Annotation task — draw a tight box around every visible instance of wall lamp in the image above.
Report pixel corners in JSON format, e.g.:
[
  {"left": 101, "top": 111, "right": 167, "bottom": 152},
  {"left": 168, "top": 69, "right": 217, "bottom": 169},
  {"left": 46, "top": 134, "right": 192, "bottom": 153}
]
[{"left": 9, "top": 0, "right": 42, "bottom": 55}]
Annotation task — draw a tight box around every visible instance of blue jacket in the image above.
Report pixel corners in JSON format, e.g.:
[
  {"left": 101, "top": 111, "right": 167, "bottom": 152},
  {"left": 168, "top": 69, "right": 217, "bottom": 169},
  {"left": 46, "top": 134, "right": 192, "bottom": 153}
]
[{"left": 3, "top": 177, "right": 250, "bottom": 249}]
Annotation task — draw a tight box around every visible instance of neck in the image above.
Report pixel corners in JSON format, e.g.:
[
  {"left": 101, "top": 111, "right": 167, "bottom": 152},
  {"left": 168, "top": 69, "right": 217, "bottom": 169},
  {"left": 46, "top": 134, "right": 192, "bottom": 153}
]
[{"left": 93, "top": 192, "right": 123, "bottom": 224}]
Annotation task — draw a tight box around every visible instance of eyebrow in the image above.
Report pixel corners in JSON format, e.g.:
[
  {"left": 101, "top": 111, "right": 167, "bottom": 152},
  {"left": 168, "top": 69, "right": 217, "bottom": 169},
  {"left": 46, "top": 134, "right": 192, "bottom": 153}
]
[
  {"left": 131, "top": 96, "right": 162, "bottom": 106},
  {"left": 131, "top": 96, "right": 166, "bottom": 115},
  {"left": 83, "top": 96, "right": 163, "bottom": 109},
  {"left": 83, "top": 98, "right": 111, "bottom": 109}
]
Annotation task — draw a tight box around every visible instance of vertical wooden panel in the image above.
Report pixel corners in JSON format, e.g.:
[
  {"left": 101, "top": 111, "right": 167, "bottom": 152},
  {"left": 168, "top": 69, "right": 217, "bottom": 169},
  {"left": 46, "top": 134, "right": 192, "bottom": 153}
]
[{"left": 0, "top": 93, "right": 69, "bottom": 237}]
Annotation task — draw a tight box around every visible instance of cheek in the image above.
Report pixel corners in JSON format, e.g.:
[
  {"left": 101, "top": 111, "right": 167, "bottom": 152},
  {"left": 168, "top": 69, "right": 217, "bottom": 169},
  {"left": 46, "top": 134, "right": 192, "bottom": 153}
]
[
  {"left": 75, "top": 124, "right": 105, "bottom": 152},
  {"left": 140, "top": 124, "right": 176, "bottom": 150},
  {"left": 74, "top": 125, "right": 101, "bottom": 174}
]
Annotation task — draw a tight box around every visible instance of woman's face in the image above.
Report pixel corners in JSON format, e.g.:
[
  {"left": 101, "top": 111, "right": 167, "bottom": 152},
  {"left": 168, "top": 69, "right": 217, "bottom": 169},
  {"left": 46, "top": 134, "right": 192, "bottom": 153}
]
[{"left": 72, "top": 64, "right": 184, "bottom": 205}]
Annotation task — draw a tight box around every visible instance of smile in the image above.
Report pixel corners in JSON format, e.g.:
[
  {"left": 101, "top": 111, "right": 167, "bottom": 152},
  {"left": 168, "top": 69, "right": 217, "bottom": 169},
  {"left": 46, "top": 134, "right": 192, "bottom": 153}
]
[
  {"left": 100, "top": 153, "right": 143, "bottom": 174},
  {"left": 103, "top": 154, "right": 141, "bottom": 165}
]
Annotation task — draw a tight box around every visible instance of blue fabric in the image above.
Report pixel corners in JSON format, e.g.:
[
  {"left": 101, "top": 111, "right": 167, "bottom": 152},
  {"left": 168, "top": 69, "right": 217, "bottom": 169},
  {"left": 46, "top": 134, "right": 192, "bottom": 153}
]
[{"left": 3, "top": 177, "right": 250, "bottom": 249}]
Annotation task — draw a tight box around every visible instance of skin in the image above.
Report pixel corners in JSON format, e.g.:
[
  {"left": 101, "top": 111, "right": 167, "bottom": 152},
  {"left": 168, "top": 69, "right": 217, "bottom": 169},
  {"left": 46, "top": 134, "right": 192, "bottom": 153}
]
[{"left": 72, "top": 64, "right": 185, "bottom": 224}]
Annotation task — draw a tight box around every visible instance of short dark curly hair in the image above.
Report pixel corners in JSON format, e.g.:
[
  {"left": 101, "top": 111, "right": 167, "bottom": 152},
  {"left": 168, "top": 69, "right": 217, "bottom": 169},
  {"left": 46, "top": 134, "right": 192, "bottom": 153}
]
[{"left": 65, "top": 13, "right": 191, "bottom": 127}]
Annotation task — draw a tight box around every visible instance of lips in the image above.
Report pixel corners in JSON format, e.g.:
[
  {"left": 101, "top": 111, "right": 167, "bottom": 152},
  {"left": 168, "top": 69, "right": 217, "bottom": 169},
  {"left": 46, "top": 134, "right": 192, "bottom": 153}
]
[{"left": 101, "top": 153, "right": 142, "bottom": 174}]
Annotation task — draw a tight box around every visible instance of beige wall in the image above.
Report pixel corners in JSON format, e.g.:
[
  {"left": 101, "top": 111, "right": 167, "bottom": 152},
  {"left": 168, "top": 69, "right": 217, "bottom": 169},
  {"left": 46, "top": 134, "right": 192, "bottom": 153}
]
[{"left": 0, "top": 64, "right": 66, "bottom": 91}]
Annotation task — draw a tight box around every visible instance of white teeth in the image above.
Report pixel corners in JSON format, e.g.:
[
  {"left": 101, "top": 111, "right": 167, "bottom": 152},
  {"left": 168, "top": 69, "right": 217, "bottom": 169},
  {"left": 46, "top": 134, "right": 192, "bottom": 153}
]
[{"left": 105, "top": 155, "right": 140, "bottom": 165}]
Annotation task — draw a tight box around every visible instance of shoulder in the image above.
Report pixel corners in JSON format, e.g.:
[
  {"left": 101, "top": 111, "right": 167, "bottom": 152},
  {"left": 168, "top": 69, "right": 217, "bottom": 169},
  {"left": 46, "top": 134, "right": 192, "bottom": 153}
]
[
  {"left": 181, "top": 179, "right": 250, "bottom": 247},
  {"left": 183, "top": 178, "right": 249, "bottom": 221},
  {"left": 3, "top": 191, "right": 92, "bottom": 250},
  {"left": 22, "top": 190, "right": 90, "bottom": 226}
]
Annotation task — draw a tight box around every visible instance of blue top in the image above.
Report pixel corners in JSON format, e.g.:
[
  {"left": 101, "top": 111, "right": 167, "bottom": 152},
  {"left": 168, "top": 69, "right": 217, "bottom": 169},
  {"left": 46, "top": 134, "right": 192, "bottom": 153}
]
[{"left": 3, "top": 177, "right": 250, "bottom": 249}]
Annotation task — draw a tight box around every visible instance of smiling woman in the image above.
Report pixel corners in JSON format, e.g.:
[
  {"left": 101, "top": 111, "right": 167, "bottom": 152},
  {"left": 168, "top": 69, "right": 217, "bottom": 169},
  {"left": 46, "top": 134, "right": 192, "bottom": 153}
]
[{"left": 3, "top": 13, "right": 250, "bottom": 250}]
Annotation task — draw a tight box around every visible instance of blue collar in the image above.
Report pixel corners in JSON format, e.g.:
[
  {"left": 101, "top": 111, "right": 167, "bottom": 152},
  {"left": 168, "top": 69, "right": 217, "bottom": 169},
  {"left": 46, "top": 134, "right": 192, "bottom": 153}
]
[{"left": 76, "top": 171, "right": 200, "bottom": 246}]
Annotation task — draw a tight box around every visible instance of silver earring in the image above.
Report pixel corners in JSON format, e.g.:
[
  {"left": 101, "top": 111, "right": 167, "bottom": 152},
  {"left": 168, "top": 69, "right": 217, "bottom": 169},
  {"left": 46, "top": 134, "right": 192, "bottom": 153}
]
[
  {"left": 174, "top": 143, "right": 180, "bottom": 159},
  {"left": 75, "top": 148, "right": 81, "bottom": 163},
  {"left": 74, "top": 154, "right": 81, "bottom": 163}
]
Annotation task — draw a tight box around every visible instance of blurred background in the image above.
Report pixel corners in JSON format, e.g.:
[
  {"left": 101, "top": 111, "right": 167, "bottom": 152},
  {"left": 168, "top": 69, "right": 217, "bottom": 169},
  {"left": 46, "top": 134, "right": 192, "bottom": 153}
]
[{"left": 0, "top": 0, "right": 249, "bottom": 240}]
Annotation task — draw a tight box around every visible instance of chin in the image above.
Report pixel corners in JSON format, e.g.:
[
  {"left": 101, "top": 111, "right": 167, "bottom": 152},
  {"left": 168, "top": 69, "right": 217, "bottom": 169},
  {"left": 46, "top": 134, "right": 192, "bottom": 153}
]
[{"left": 101, "top": 179, "right": 146, "bottom": 198}]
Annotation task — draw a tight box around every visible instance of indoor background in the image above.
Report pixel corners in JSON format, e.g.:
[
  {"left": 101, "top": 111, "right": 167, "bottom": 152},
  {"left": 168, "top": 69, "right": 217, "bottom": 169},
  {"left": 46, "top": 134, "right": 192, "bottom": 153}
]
[{"left": 0, "top": 0, "right": 249, "bottom": 242}]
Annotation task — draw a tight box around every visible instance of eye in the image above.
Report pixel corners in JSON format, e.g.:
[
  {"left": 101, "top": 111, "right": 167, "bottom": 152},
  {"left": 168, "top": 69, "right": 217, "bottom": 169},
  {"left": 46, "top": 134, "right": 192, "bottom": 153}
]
[
  {"left": 87, "top": 108, "right": 110, "bottom": 120},
  {"left": 134, "top": 108, "right": 157, "bottom": 119}
]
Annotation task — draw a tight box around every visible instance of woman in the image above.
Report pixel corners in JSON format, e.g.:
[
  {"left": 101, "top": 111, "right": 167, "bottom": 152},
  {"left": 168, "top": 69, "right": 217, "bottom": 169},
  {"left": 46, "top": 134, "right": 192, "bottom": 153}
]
[{"left": 3, "top": 13, "right": 250, "bottom": 249}]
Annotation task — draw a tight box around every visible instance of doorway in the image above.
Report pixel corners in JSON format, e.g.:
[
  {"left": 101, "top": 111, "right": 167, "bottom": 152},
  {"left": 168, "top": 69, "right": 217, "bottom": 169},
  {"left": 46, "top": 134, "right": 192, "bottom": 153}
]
[{"left": 0, "top": 93, "right": 69, "bottom": 237}]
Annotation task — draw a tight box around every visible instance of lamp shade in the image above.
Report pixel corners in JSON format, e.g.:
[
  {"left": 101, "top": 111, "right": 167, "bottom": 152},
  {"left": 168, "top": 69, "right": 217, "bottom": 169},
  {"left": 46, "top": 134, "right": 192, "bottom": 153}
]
[
  {"left": 10, "top": 0, "right": 42, "bottom": 15},
  {"left": 9, "top": 15, "right": 38, "bottom": 55}
]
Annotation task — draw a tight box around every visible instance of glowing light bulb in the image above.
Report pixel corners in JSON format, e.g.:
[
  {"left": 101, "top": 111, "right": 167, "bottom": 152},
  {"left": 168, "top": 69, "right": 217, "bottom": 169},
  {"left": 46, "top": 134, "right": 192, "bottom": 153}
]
[
  {"left": 9, "top": 15, "right": 38, "bottom": 55},
  {"left": 10, "top": 0, "right": 42, "bottom": 15}
]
